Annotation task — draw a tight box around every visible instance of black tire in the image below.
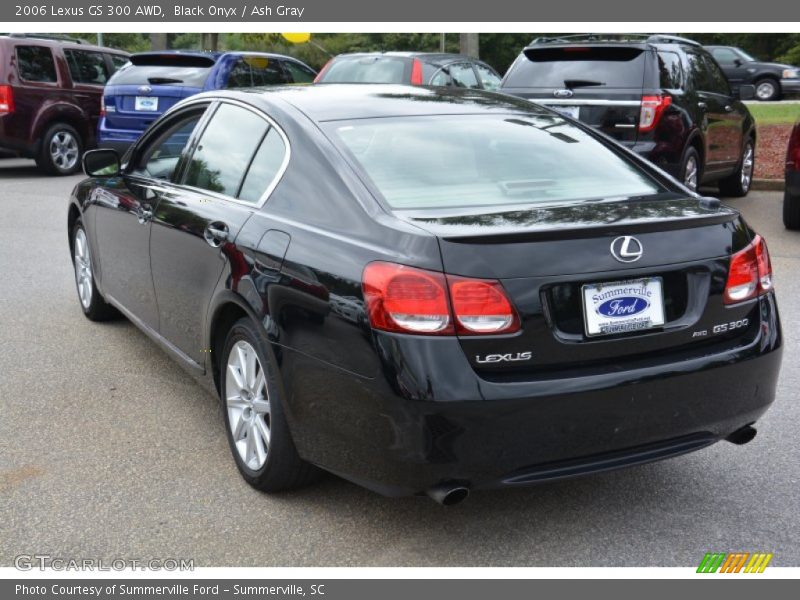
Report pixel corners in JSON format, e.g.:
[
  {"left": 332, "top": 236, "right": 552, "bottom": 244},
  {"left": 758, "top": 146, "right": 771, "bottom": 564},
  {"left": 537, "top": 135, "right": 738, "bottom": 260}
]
[
  {"left": 36, "top": 123, "right": 83, "bottom": 175},
  {"left": 754, "top": 78, "right": 781, "bottom": 102},
  {"left": 70, "top": 220, "right": 118, "bottom": 321},
  {"left": 679, "top": 146, "right": 701, "bottom": 192},
  {"left": 718, "top": 138, "right": 755, "bottom": 198},
  {"left": 784, "top": 189, "right": 800, "bottom": 230},
  {"left": 221, "top": 317, "right": 320, "bottom": 492}
]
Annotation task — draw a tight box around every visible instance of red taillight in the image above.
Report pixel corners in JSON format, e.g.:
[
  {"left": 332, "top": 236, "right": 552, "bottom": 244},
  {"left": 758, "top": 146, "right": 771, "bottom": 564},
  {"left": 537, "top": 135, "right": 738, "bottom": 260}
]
[
  {"left": 638, "top": 94, "right": 671, "bottom": 133},
  {"left": 100, "top": 94, "right": 106, "bottom": 117},
  {"left": 0, "top": 85, "right": 15, "bottom": 115},
  {"left": 362, "top": 262, "right": 520, "bottom": 336},
  {"left": 787, "top": 122, "right": 800, "bottom": 172},
  {"left": 724, "top": 235, "right": 773, "bottom": 305},
  {"left": 313, "top": 59, "right": 333, "bottom": 83},
  {"left": 448, "top": 276, "right": 519, "bottom": 334},
  {"left": 410, "top": 58, "right": 424, "bottom": 85}
]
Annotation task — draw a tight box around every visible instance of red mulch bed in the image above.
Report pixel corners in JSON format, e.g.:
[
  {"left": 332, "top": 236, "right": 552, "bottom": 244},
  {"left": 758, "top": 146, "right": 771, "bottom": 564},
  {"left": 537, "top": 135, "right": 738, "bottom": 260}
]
[{"left": 756, "top": 124, "right": 792, "bottom": 180}]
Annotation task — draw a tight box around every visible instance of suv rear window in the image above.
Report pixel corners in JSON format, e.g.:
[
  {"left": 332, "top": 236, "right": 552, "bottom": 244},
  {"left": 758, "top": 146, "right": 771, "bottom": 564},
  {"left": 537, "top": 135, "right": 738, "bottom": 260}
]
[
  {"left": 16, "top": 46, "right": 57, "bottom": 83},
  {"left": 330, "top": 114, "right": 662, "bottom": 210},
  {"left": 109, "top": 54, "right": 215, "bottom": 88},
  {"left": 320, "top": 56, "right": 409, "bottom": 84},
  {"left": 506, "top": 46, "right": 647, "bottom": 88}
]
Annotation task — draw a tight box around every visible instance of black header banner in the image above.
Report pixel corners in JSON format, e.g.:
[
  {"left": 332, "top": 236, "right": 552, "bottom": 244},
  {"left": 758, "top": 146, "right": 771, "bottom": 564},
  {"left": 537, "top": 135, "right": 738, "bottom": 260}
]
[{"left": 4, "top": 0, "right": 800, "bottom": 22}]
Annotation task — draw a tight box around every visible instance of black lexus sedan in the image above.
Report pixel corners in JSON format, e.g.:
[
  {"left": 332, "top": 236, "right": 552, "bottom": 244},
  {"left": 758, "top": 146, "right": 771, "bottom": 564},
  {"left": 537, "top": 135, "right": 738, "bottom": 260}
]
[{"left": 68, "top": 85, "right": 782, "bottom": 504}]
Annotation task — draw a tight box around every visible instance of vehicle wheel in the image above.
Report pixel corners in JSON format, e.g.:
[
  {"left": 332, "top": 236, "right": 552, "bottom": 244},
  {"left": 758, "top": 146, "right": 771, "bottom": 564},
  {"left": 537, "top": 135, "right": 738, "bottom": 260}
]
[
  {"left": 221, "top": 317, "right": 320, "bottom": 492},
  {"left": 37, "top": 123, "right": 83, "bottom": 175},
  {"left": 718, "top": 138, "right": 755, "bottom": 197},
  {"left": 755, "top": 78, "right": 780, "bottom": 101},
  {"left": 71, "top": 220, "right": 118, "bottom": 321},
  {"left": 679, "top": 146, "right": 701, "bottom": 192},
  {"left": 784, "top": 189, "right": 800, "bottom": 230}
]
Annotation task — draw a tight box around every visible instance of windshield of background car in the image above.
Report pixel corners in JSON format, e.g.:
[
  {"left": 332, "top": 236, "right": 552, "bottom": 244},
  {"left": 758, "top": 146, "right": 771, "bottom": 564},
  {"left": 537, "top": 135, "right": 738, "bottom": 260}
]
[
  {"left": 329, "top": 114, "right": 664, "bottom": 210},
  {"left": 319, "top": 56, "right": 409, "bottom": 83},
  {"left": 506, "top": 46, "right": 647, "bottom": 88}
]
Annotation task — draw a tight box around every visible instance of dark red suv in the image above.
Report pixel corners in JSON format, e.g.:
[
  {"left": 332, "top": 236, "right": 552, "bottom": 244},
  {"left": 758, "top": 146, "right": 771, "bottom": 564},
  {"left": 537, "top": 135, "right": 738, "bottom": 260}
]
[{"left": 0, "top": 35, "right": 128, "bottom": 174}]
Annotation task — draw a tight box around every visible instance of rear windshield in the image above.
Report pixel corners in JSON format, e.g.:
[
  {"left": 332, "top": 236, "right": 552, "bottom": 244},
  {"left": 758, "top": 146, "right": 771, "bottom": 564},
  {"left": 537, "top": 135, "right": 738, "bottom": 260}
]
[
  {"left": 108, "top": 56, "right": 214, "bottom": 88},
  {"left": 329, "top": 114, "right": 662, "bottom": 210},
  {"left": 505, "top": 46, "right": 647, "bottom": 89},
  {"left": 320, "top": 56, "right": 409, "bottom": 84}
]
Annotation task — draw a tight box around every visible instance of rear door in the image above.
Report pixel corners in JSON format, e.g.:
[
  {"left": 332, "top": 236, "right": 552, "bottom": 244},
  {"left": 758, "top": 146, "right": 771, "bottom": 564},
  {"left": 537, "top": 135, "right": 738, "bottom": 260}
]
[
  {"left": 103, "top": 54, "right": 215, "bottom": 134},
  {"left": 64, "top": 48, "right": 110, "bottom": 142},
  {"left": 501, "top": 45, "right": 649, "bottom": 143},
  {"left": 149, "top": 100, "right": 289, "bottom": 365}
]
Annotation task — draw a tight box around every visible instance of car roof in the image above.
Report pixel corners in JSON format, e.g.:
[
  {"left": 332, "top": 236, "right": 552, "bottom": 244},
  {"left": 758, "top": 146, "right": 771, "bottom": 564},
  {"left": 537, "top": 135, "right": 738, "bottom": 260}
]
[
  {"left": 129, "top": 50, "right": 309, "bottom": 64},
  {"left": 333, "top": 52, "right": 480, "bottom": 66},
  {"left": 0, "top": 34, "right": 128, "bottom": 55},
  {"left": 525, "top": 34, "right": 701, "bottom": 51},
  {"left": 222, "top": 83, "right": 543, "bottom": 122}
]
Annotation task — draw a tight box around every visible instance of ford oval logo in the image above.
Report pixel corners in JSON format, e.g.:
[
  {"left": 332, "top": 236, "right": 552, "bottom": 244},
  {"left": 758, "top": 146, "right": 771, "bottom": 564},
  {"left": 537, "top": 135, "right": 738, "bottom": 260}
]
[
  {"left": 554, "top": 89, "right": 574, "bottom": 98},
  {"left": 596, "top": 297, "right": 650, "bottom": 318},
  {"left": 138, "top": 85, "right": 152, "bottom": 94}
]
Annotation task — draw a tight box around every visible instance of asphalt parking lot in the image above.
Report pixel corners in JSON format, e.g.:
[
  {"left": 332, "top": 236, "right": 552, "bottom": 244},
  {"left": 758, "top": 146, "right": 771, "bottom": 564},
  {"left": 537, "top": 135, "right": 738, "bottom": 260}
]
[{"left": 0, "top": 158, "right": 798, "bottom": 567}]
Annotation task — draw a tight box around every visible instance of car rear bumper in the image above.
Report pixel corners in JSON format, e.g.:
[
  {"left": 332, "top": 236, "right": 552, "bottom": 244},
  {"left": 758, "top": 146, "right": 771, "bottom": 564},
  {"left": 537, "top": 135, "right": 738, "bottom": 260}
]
[{"left": 286, "top": 294, "right": 782, "bottom": 496}]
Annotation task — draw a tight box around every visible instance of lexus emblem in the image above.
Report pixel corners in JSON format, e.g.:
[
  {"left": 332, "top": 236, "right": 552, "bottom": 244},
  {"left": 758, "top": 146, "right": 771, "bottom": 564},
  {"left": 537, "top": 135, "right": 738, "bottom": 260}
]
[
  {"left": 554, "top": 89, "right": 574, "bottom": 98},
  {"left": 138, "top": 85, "right": 152, "bottom": 94},
  {"left": 610, "top": 236, "right": 643, "bottom": 263}
]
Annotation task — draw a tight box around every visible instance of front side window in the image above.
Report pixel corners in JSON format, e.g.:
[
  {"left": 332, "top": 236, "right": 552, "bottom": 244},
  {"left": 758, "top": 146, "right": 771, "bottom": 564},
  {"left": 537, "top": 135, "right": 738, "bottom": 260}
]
[
  {"left": 135, "top": 113, "right": 203, "bottom": 181},
  {"left": 711, "top": 48, "right": 740, "bottom": 64},
  {"left": 330, "top": 114, "right": 663, "bottom": 210},
  {"left": 16, "top": 46, "right": 57, "bottom": 83},
  {"left": 183, "top": 103, "right": 269, "bottom": 197},
  {"left": 65, "top": 50, "right": 109, "bottom": 85},
  {"left": 109, "top": 54, "right": 129, "bottom": 72}
]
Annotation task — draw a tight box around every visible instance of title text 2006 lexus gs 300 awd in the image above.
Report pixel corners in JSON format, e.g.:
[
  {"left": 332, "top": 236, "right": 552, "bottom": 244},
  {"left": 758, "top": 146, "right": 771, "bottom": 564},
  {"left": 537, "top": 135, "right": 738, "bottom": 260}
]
[{"left": 69, "top": 86, "right": 782, "bottom": 504}]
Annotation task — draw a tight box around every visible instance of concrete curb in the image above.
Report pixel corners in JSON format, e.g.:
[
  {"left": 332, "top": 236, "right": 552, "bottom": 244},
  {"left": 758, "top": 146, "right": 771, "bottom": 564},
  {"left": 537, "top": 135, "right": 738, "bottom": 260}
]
[{"left": 751, "top": 178, "right": 785, "bottom": 191}]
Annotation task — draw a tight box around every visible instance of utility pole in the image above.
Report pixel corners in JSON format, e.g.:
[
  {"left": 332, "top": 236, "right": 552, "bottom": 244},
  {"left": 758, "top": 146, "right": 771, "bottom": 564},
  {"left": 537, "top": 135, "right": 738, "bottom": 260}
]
[
  {"left": 201, "top": 33, "right": 220, "bottom": 51},
  {"left": 97, "top": 33, "right": 104, "bottom": 47},
  {"left": 440, "top": 33, "right": 446, "bottom": 52},
  {"left": 459, "top": 33, "right": 479, "bottom": 58},
  {"left": 150, "top": 33, "right": 168, "bottom": 51}
]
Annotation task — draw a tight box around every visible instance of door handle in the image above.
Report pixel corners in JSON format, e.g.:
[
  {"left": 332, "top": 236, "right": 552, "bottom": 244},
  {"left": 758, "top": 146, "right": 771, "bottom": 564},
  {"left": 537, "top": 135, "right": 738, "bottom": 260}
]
[
  {"left": 204, "top": 222, "right": 230, "bottom": 247},
  {"left": 137, "top": 205, "right": 153, "bottom": 224},
  {"left": 697, "top": 101, "right": 707, "bottom": 109}
]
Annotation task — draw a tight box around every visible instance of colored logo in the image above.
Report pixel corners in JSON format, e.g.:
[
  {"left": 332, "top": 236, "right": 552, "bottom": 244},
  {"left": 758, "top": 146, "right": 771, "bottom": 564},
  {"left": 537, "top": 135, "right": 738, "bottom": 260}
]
[
  {"left": 596, "top": 297, "right": 650, "bottom": 318},
  {"left": 697, "top": 552, "right": 773, "bottom": 573}
]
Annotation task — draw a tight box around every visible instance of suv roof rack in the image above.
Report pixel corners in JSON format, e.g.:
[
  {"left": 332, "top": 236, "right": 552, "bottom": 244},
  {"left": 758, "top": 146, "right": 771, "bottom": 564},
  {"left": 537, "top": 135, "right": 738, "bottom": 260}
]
[
  {"left": 529, "top": 33, "right": 701, "bottom": 47},
  {"left": 6, "top": 33, "right": 85, "bottom": 44}
]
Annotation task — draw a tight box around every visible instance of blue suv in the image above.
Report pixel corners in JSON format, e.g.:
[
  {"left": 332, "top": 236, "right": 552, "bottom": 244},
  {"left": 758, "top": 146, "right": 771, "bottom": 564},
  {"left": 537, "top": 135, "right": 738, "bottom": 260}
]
[{"left": 98, "top": 50, "right": 316, "bottom": 153}]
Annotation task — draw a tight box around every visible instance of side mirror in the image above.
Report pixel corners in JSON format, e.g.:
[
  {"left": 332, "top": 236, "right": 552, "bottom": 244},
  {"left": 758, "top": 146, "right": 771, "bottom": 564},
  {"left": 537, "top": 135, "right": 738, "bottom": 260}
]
[
  {"left": 733, "top": 58, "right": 743, "bottom": 67},
  {"left": 83, "top": 149, "right": 121, "bottom": 177},
  {"left": 738, "top": 84, "right": 756, "bottom": 101}
]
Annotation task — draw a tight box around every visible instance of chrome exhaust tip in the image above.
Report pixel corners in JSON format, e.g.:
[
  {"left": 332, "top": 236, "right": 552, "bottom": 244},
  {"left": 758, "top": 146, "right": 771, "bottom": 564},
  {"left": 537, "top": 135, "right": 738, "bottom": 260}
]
[{"left": 427, "top": 483, "right": 470, "bottom": 506}]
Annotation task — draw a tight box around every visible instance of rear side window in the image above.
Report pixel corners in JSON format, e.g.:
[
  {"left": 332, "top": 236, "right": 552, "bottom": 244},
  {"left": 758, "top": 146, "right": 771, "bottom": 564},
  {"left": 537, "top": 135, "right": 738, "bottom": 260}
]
[
  {"left": 226, "top": 56, "right": 286, "bottom": 88},
  {"left": 16, "top": 46, "right": 57, "bottom": 83},
  {"left": 136, "top": 113, "right": 203, "bottom": 181},
  {"left": 183, "top": 103, "right": 269, "bottom": 197},
  {"left": 282, "top": 60, "right": 316, "bottom": 84},
  {"left": 449, "top": 63, "right": 480, "bottom": 89},
  {"left": 320, "top": 56, "right": 409, "bottom": 84},
  {"left": 505, "top": 46, "right": 647, "bottom": 88},
  {"left": 238, "top": 128, "right": 287, "bottom": 203},
  {"left": 657, "top": 51, "right": 683, "bottom": 89},
  {"left": 702, "top": 55, "right": 731, "bottom": 95},
  {"left": 475, "top": 63, "right": 502, "bottom": 91},
  {"left": 65, "top": 50, "right": 109, "bottom": 85}
]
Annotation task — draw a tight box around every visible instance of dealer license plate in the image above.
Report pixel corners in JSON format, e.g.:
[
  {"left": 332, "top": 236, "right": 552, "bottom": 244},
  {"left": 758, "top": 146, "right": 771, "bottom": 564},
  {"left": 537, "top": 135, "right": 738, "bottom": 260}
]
[
  {"left": 134, "top": 96, "right": 158, "bottom": 111},
  {"left": 582, "top": 278, "right": 665, "bottom": 337}
]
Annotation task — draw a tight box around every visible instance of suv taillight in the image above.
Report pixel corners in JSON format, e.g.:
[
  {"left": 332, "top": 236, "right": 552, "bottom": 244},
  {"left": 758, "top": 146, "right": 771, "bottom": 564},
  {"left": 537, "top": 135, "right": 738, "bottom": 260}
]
[
  {"left": 100, "top": 94, "right": 106, "bottom": 118},
  {"left": 313, "top": 59, "right": 333, "bottom": 83},
  {"left": 723, "top": 235, "right": 773, "bottom": 305},
  {"left": 639, "top": 95, "right": 671, "bottom": 133},
  {"left": 362, "top": 262, "right": 520, "bottom": 336},
  {"left": 787, "top": 122, "right": 800, "bottom": 172},
  {"left": 0, "top": 85, "right": 15, "bottom": 115},
  {"left": 410, "top": 59, "right": 424, "bottom": 85}
]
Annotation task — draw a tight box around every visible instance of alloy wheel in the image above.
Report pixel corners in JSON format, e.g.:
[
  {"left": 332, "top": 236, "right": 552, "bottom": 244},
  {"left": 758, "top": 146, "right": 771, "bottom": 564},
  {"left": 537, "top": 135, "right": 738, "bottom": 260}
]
[
  {"left": 741, "top": 143, "right": 754, "bottom": 192},
  {"left": 73, "top": 229, "right": 93, "bottom": 309},
  {"left": 684, "top": 155, "right": 698, "bottom": 191},
  {"left": 50, "top": 131, "right": 79, "bottom": 171},
  {"left": 756, "top": 81, "right": 776, "bottom": 100},
  {"left": 225, "top": 340, "right": 271, "bottom": 470}
]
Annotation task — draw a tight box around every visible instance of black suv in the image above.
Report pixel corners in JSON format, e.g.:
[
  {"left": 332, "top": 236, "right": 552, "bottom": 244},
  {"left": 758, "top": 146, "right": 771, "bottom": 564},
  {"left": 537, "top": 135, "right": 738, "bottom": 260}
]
[
  {"left": 501, "top": 34, "right": 757, "bottom": 196},
  {"left": 706, "top": 45, "right": 800, "bottom": 101}
]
